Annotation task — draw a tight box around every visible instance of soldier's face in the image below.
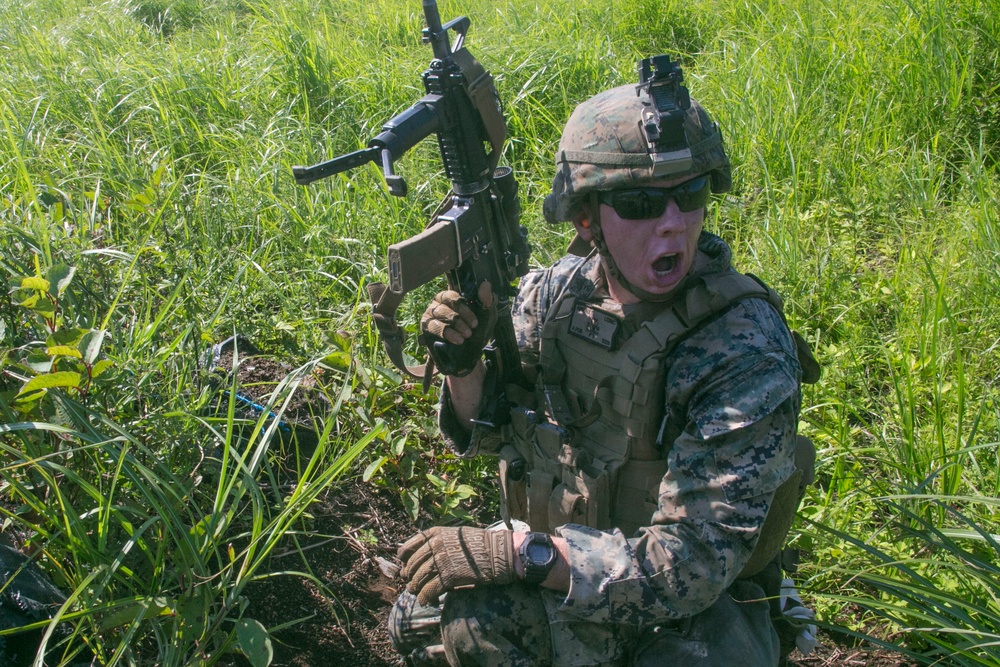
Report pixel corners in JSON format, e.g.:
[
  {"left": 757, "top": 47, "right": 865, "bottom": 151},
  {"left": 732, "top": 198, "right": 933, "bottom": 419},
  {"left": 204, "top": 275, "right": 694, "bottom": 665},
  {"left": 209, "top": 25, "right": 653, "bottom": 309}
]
[{"left": 595, "top": 176, "right": 706, "bottom": 303}]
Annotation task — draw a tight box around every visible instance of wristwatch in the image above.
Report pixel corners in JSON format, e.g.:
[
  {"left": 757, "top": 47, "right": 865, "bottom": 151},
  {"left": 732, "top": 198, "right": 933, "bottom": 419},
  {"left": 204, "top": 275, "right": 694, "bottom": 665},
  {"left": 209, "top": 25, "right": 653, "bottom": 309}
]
[{"left": 518, "top": 532, "right": 557, "bottom": 584}]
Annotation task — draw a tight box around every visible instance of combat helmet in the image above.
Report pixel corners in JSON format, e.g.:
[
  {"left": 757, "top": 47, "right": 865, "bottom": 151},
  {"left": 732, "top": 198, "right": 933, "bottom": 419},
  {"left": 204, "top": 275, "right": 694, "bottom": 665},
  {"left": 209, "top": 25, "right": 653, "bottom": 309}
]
[{"left": 543, "top": 55, "right": 731, "bottom": 227}]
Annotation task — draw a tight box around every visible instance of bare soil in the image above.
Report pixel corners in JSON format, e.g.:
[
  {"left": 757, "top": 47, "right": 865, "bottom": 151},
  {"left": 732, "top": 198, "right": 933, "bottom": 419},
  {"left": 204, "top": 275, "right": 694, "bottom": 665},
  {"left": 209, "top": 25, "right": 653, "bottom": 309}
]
[
  {"left": 212, "top": 346, "right": 413, "bottom": 665},
  {"left": 237, "top": 479, "right": 411, "bottom": 666},
  {"left": 791, "top": 646, "right": 919, "bottom": 666},
  {"left": 212, "top": 348, "right": 329, "bottom": 430}
]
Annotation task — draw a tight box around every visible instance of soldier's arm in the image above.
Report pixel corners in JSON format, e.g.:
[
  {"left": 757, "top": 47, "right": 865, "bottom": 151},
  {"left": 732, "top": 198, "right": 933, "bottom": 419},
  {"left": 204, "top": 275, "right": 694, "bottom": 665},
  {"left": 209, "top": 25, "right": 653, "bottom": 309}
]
[
  {"left": 433, "top": 281, "right": 492, "bottom": 448},
  {"left": 443, "top": 362, "right": 487, "bottom": 431},
  {"left": 438, "top": 267, "right": 552, "bottom": 455},
  {"left": 511, "top": 531, "right": 572, "bottom": 591}
]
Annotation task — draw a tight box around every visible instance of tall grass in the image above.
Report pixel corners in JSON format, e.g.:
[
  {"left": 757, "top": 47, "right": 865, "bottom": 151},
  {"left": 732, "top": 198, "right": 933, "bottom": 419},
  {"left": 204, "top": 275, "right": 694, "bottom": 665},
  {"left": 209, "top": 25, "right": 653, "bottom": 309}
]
[
  {"left": 1, "top": 368, "right": 383, "bottom": 664},
  {"left": 1, "top": 0, "right": 999, "bottom": 663}
]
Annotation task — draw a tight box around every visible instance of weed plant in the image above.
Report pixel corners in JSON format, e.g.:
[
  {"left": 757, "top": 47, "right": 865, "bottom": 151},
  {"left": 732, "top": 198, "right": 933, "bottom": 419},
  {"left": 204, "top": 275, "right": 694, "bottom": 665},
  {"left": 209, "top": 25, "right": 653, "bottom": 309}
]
[{"left": 1, "top": 0, "right": 998, "bottom": 663}]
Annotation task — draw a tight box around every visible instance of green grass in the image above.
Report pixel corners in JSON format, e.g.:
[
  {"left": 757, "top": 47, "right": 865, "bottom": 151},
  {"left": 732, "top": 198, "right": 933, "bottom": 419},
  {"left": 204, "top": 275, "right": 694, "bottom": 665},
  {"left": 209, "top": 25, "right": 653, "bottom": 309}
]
[{"left": 1, "top": 0, "right": 999, "bottom": 663}]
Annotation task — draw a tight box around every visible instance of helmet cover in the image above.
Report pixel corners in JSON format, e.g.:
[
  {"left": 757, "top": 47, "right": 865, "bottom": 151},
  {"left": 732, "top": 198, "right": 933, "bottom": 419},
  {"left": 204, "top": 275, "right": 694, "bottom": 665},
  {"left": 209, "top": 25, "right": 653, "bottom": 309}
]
[{"left": 544, "top": 83, "right": 731, "bottom": 224}]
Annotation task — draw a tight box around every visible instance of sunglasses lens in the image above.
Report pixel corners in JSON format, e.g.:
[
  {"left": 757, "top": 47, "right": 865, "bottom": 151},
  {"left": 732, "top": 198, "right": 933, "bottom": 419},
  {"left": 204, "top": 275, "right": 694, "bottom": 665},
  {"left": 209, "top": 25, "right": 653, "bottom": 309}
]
[
  {"left": 611, "top": 189, "right": 666, "bottom": 220},
  {"left": 672, "top": 176, "right": 711, "bottom": 212}
]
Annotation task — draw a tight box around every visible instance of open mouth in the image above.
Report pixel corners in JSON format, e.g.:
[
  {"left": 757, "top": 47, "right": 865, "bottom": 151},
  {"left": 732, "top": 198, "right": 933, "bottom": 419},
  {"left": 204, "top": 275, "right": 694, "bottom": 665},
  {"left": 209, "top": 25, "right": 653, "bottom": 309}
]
[{"left": 652, "top": 254, "right": 678, "bottom": 274}]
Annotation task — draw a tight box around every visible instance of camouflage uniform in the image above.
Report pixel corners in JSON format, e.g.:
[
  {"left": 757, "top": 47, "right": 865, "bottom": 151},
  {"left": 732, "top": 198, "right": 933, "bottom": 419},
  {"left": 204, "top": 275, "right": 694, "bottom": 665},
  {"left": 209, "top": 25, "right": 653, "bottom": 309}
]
[
  {"left": 391, "top": 232, "right": 801, "bottom": 666},
  {"left": 392, "top": 63, "right": 808, "bottom": 666}
]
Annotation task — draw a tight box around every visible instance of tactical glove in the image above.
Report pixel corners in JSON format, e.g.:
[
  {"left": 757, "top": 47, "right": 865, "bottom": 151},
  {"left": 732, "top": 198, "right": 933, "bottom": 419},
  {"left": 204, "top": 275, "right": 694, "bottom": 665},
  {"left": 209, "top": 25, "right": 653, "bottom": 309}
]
[
  {"left": 398, "top": 526, "right": 516, "bottom": 606},
  {"left": 419, "top": 285, "right": 496, "bottom": 376}
]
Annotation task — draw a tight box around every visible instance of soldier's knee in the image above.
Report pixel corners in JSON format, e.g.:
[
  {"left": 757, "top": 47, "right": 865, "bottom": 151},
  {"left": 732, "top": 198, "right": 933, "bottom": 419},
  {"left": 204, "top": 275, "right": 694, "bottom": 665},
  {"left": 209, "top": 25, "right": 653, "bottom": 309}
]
[
  {"left": 631, "top": 584, "right": 779, "bottom": 667},
  {"left": 441, "top": 584, "right": 551, "bottom": 666}
]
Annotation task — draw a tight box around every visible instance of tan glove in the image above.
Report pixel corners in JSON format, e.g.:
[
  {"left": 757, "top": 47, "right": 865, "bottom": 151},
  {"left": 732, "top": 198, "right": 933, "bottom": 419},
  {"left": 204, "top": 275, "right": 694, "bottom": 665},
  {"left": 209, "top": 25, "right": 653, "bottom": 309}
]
[
  {"left": 398, "top": 526, "right": 516, "bottom": 606},
  {"left": 419, "top": 283, "right": 496, "bottom": 376},
  {"left": 420, "top": 290, "right": 483, "bottom": 344}
]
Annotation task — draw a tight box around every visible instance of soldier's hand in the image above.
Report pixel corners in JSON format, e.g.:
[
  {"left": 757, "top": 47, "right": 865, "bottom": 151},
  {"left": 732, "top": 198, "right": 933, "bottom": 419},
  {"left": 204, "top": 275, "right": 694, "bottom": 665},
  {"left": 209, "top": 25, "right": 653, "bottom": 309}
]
[
  {"left": 398, "top": 526, "right": 516, "bottom": 606},
  {"left": 419, "top": 282, "right": 496, "bottom": 376}
]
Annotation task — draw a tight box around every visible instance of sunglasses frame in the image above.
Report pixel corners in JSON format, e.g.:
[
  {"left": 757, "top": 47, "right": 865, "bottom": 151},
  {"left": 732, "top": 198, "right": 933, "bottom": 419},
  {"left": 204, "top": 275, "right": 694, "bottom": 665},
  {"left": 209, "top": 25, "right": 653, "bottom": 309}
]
[{"left": 596, "top": 175, "right": 711, "bottom": 220}]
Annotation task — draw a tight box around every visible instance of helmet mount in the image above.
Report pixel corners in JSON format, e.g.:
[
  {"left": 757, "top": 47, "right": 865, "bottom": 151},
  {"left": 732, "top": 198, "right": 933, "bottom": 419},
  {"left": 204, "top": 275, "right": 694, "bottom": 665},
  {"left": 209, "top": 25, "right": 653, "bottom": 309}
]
[{"left": 637, "top": 55, "right": 693, "bottom": 178}]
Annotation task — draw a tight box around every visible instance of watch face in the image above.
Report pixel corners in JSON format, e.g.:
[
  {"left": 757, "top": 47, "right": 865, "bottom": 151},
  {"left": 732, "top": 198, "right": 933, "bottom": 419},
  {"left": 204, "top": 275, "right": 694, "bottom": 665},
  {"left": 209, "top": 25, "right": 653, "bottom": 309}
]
[
  {"left": 528, "top": 543, "right": 550, "bottom": 564},
  {"left": 526, "top": 541, "right": 553, "bottom": 565},
  {"left": 520, "top": 533, "right": 555, "bottom": 584}
]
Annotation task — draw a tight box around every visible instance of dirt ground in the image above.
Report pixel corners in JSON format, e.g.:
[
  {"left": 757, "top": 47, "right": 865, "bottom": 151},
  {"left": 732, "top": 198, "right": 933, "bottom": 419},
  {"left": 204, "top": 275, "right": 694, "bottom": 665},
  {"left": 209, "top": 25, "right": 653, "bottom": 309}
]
[
  {"left": 237, "top": 479, "right": 409, "bottom": 666},
  {"left": 213, "top": 345, "right": 410, "bottom": 665}
]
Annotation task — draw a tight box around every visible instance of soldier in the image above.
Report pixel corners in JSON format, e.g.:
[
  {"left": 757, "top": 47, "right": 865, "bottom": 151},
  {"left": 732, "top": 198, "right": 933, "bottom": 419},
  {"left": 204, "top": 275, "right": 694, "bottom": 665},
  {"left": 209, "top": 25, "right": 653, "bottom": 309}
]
[{"left": 389, "top": 55, "right": 818, "bottom": 666}]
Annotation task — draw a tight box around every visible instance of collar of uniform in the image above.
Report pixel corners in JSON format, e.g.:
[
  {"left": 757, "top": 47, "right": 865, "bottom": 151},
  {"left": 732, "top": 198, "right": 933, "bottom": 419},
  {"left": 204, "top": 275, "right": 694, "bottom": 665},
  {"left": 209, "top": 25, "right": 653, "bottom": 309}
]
[{"left": 695, "top": 231, "right": 732, "bottom": 274}]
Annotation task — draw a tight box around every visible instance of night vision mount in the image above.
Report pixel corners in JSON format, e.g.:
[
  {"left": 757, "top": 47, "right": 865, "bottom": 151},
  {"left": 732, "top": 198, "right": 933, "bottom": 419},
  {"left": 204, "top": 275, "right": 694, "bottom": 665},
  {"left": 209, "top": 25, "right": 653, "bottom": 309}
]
[{"left": 636, "top": 55, "right": 692, "bottom": 178}]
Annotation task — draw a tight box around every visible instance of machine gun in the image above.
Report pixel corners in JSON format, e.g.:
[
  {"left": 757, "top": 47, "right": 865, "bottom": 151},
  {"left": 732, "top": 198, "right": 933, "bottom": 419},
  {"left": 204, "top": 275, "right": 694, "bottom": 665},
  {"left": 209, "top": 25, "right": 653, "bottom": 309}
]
[{"left": 293, "top": 0, "right": 530, "bottom": 426}]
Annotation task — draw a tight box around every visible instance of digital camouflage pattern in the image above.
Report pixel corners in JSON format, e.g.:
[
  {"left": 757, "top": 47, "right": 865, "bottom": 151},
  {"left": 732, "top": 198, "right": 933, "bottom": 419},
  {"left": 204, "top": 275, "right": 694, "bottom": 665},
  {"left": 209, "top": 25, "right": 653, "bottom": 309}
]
[
  {"left": 441, "top": 584, "right": 553, "bottom": 665},
  {"left": 434, "top": 232, "right": 802, "bottom": 654},
  {"left": 543, "top": 84, "right": 732, "bottom": 225},
  {"left": 393, "top": 569, "right": 780, "bottom": 666}
]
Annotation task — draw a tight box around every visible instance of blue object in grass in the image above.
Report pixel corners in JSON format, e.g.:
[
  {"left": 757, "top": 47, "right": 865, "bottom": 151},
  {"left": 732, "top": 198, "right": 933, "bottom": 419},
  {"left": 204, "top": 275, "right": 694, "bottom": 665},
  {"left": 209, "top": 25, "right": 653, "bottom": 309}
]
[{"left": 225, "top": 390, "right": 292, "bottom": 433}]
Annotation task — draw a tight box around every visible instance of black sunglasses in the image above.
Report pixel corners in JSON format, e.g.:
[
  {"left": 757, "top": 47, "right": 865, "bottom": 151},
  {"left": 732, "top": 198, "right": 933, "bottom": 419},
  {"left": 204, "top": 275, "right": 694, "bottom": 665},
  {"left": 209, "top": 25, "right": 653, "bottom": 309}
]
[{"left": 596, "top": 175, "right": 711, "bottom": 220}]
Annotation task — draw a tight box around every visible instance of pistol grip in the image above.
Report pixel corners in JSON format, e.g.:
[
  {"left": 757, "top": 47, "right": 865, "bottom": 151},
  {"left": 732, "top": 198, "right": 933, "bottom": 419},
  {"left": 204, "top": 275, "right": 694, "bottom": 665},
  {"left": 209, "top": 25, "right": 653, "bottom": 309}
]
[{"left": 431, "top": 339, "right": 483, "bottom": 377}]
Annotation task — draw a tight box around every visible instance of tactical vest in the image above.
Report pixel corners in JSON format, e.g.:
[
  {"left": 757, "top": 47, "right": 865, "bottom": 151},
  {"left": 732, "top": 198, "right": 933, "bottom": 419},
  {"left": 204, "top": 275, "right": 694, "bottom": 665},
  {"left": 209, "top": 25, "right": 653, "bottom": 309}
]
[{"left": 497, "top": 265, "right": 819, "bottom": 576}]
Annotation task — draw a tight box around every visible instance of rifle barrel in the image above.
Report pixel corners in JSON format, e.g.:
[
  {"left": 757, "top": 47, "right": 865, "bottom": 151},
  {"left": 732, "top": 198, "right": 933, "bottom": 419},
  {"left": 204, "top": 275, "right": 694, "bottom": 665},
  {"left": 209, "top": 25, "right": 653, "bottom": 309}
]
[{"left": 423, "top": 0, "right": 451, "bottom": 59}]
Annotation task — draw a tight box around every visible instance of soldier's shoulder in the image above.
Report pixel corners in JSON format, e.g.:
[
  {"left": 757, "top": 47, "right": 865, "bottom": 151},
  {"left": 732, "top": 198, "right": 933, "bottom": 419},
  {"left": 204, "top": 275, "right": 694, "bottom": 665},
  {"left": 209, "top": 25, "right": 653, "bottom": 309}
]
[
  {"left": 537, "top": 253, "right": 594, "bottom": 287},
  {"left": 689, "top": 295, "right": 796, "bottom": 359},
  {"left": 667, "top": 295, "right": 800, "bottom": 399},
  {"left": 514, "top": 254, "right": 598, "bottom": 356},
  {"left": 519, "top": 254, "right": 597, "bottom": 308},
  {"left": 671, "top": 297, "right": 802, "bottom": 439}
]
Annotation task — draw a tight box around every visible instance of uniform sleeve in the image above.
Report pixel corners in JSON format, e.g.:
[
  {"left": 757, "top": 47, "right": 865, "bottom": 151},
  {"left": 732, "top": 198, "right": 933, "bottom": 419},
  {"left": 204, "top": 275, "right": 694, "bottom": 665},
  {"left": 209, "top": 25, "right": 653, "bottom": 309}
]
[
  {"left": 436, "top": 266, "right": 554, "bottom": 457},
  {"left": 555, "top": 298, "right": 802, "bottom": 626}
]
